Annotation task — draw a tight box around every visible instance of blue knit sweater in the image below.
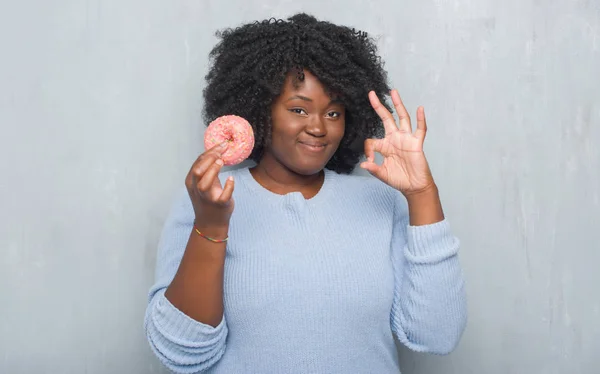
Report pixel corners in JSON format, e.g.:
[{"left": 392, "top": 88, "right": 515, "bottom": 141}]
[{"left": 144, "top": 167, "right": 467, "bottom": 373}]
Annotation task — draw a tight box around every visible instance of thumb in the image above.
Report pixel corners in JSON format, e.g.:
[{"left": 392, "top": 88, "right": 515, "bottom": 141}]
[{"left": 359, "top": 160, "right": 385, "bottom": 180}]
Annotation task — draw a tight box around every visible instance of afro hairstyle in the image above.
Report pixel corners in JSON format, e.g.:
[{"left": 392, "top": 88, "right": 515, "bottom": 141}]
[{"left": 202, "top": 13, "right": 392, "bottom": 174}]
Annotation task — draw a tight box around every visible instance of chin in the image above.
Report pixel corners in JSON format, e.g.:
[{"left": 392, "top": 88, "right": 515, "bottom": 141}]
[{"left": 287, "top": 160, "right": 328, "bottom": 176}]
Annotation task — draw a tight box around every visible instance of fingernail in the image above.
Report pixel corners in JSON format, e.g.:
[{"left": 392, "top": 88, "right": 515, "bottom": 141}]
[
  {"left": 216, "top": 158, "right": 223, "bottom": 165},
  {"left": 218, "top": 142, "right": 227, "bottom": 148}
]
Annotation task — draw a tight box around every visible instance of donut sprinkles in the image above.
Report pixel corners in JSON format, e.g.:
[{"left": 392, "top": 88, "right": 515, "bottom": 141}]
[{"left": 204, "top": 115, "right": 255, "bottom": 166}]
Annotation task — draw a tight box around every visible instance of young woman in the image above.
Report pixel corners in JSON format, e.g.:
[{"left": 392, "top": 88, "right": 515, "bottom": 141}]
[{"left": 144, "top": 13, "right": 467, "bottom": 374}]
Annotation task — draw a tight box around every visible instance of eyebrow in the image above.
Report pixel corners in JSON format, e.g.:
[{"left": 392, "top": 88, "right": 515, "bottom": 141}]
[
  {"left": 286, "top": 95, "right": 344, "bottom": 105},
  {"left": 286, "top": 95, "right": 312, "bottom": 102}
]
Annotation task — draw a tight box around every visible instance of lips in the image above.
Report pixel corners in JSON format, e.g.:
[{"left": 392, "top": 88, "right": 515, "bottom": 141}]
[
  {"left": 298, "top": 141, "right": 327, "bottom": 153},
  {"left": 298, "top": 141, "right": 327, "bottom": 147}
]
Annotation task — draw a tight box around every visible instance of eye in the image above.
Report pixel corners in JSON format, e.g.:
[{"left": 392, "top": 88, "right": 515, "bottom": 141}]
[
  {"left": 289, "top": 108, "right": 307, "bottom": 115},
  {"left": 327, "top": 111, "right": 341, "bottom": 118}
]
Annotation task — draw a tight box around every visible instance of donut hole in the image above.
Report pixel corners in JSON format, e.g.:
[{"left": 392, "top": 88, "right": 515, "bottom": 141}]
[{"left": 221, "top": 129, "right": 235, "bottom": 143}]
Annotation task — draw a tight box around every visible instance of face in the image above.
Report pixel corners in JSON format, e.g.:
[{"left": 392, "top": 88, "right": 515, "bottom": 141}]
[{"left": 262, "top": 70, "right": 346, "bottom": 176}]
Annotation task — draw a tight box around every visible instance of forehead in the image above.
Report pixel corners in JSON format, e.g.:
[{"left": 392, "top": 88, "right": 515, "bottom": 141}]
[{"left": 280, "top": 70, "right": 341, "bottom": 102}]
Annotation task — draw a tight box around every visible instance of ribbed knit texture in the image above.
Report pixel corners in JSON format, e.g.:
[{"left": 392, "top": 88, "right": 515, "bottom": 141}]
[{"left": 144, "top": 167, "right": 467, "bottom": 374}]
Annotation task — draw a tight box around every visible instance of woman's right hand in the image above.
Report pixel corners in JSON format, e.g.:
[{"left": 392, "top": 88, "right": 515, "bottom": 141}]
[{"left": 185, "top": 142, "right": 235, "bottom": 229}]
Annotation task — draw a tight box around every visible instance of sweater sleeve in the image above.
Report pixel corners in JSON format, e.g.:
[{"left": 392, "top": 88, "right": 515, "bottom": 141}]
[
  {"left": 144, "top": 189, "right": 228, "bottom": 373},
  {"left": 389, "top": 192, "right": 467, "bottom": 355}
]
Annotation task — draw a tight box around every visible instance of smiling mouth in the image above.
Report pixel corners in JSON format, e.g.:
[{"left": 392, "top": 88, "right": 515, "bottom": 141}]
[{"left": 298, "top": 141, "right": 327, "bottom": 151}]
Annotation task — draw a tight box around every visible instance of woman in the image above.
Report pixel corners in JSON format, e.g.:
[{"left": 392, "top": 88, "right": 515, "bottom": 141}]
[{"left": 144, "top": 13, "right": 467, "bottom": 374}]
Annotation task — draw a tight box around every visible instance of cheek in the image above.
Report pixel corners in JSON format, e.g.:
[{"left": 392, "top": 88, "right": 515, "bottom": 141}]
[
  {"left": 272, "top": 119, "right": 304, "bottom": 140},
  {"left": 271, "top": 124, "right": 299, "bottom": 141}
]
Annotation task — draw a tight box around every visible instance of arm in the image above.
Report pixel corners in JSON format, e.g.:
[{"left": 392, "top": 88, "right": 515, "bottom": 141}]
[
  {"left": 389, "top": 187, "right": 467, "bottom": 354},
  {"left": 360, "top": 89, "right": 467, "bottom": 353},
  {"left": 145, "top": 144, "right": 234, "bottom": 373},
  {"left": 165, "top": 222, "right": 228, "bottom": 328},
  {"left": 144, "top": 190, "right": 228, "bottom": 374}
]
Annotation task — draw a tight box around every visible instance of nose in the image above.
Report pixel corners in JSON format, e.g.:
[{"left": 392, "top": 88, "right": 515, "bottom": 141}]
[{"left": 305, "top": 116, "right": 326, "bottom": 137}]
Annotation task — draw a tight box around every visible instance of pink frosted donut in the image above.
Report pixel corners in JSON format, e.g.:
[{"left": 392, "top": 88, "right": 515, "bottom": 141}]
[{"left": 204, "top": 115, "right": 254, "bottom": 166}]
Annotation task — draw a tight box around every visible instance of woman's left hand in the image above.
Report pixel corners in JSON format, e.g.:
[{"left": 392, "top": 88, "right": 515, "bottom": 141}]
[{"left": 361, "top": 89, "right": 436, "bottom": 196}]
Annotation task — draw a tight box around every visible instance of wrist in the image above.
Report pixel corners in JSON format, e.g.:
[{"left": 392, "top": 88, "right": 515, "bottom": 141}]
[
  {"left": 404, "top": 183, "right": 438, "bottom": 203},
  {"left": 193, "top": 219, "right": 230, "bottom": 239},
  {"left": 403, "top": 184, "right": 445, "bottom": 226}
]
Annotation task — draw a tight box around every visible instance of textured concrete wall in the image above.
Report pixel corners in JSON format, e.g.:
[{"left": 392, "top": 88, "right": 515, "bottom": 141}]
[{"left": 1, "top": 1, "right": 598, "bottom": 373}]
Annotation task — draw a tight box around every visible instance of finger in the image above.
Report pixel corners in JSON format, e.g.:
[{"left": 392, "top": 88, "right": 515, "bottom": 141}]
[
  {"left": 188, "top": 152, "right": 222, "bottom": 190},
  {"left": 415, "top": 106, "right": 427, "bottom": 140},
  {"left": 197, "top": 158, "right": 224, "bottom": 193},
  {"left": 391, "top": 89, "right": 411, "bottom": 133},
  {"left": 194, "top": 141, "right": 229, "bottom": 164},
  {"left": 368, "top": 91, "right": 398, "bottom": 135},
  {"left": 364, "top": 138, "right": 375, "bottom": 162},
  {"left": 188, "top": 141, "right": 228, "bottom": 181},
  {"left": 203, "top": 141, "right": 229, "bottom": 158},
  {"left": 217, "top": 176, "right": 235, "bottom": 204},
  {"left": 364, "top": 138, "right": 385, "bottom": 162}
]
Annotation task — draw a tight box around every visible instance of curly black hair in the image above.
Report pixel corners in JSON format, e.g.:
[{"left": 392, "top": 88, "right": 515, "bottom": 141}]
[{"left": 202, "top": 13, "right": 392, "bottom": 174}]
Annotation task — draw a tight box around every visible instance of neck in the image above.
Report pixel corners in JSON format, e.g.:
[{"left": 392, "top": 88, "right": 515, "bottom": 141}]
[{"left": 250, "top": 154, "right": 324, "bottom": 196}]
